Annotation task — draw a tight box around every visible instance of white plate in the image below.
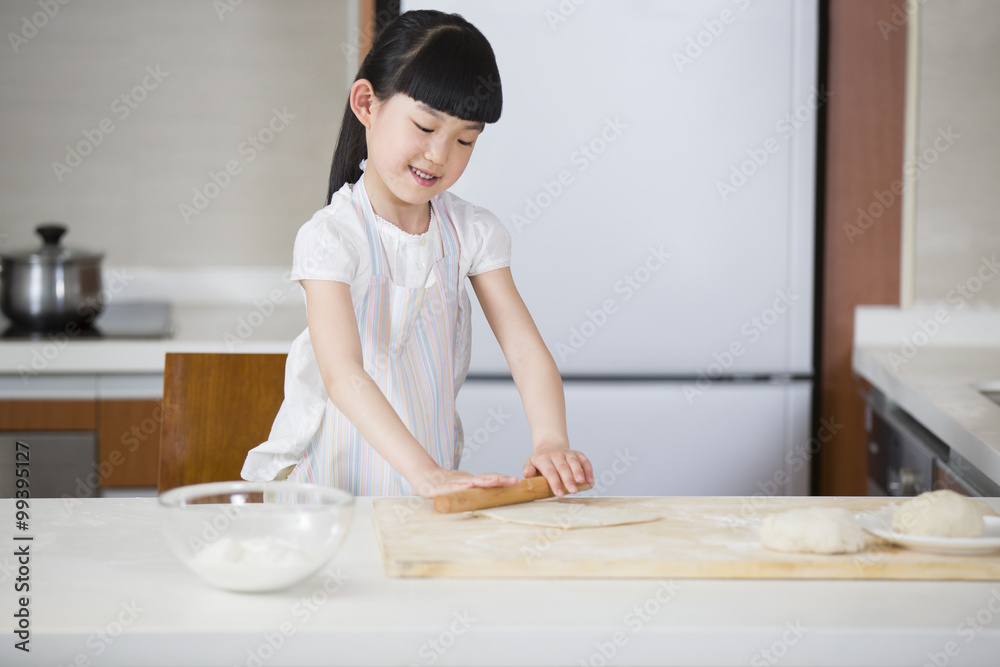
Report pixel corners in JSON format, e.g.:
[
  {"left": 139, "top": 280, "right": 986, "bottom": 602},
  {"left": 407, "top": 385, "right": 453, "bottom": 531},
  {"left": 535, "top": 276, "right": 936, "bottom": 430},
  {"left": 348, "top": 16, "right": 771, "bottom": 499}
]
[{"left": 857, "top": 512, "right": 1000, "bottom": 556}]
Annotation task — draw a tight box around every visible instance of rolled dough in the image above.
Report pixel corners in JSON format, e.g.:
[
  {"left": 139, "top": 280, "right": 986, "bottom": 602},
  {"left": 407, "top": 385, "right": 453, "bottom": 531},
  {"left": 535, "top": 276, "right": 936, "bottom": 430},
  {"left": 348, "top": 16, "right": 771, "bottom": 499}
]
[
  {"left": 474, "top": 500, "right": 660, "bottom": 529},
  {"left": 760, "top": 507, "right": 867, "bottom": 554},
  {"left": 892, "top": 489, "right": 984, "bottom": 537}
]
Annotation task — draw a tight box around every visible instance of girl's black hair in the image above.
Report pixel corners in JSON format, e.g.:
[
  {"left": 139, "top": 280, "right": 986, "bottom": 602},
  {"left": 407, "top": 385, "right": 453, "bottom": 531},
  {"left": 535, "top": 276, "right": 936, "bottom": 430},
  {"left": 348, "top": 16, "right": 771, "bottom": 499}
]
[{"left": 326, "top": 10, "right": 503, "bottom": 203}]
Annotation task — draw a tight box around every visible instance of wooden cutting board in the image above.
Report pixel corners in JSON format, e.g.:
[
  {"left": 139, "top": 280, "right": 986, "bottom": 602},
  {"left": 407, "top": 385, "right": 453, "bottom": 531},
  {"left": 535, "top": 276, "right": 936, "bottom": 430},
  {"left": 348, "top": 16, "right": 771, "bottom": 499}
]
[{"left": 372, "top": 496, "right": 1000, "bottom": 580}]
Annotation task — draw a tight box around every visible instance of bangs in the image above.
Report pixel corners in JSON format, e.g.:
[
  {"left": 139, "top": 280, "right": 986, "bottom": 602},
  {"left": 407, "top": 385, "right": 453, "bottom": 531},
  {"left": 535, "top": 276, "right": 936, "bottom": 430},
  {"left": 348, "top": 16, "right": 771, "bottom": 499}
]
[{"left": 396, "top": 26, "right": 502, "bottom": 124}]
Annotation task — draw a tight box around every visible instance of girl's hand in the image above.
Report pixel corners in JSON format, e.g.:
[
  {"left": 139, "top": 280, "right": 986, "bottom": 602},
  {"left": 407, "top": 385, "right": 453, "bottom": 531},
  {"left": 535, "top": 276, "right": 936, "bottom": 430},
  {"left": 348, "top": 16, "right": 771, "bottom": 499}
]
[
  {"left": 523, "top": 446, "right": 594, "bottom": 497},
  {"left": 412, "top": 468, "right": 519, "bottom": 499}
]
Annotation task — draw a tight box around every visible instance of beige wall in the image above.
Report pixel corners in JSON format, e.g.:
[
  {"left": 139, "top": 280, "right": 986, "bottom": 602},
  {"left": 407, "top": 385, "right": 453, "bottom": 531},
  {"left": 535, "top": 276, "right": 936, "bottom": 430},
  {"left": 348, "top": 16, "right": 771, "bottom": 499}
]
[
  {"left": 911, "top": 0, "right": 1000, "bottom": 306},
  {"left": 0, "top": 0, "right": 351, "bottom": 268}
]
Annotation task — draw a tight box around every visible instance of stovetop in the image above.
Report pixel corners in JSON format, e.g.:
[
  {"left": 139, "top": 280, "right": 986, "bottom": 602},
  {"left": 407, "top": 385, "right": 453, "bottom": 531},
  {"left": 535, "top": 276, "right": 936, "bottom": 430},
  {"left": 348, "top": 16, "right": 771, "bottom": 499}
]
[{"left": 1, "top": 301, "right": 174, "bottom": 340}]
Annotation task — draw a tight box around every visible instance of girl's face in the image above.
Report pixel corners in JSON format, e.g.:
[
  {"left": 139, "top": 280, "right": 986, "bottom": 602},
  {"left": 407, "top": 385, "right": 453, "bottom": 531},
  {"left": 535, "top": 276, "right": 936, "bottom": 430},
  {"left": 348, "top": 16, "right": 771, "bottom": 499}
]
[{"left": 363, "top": 93, "right": 484, "bottom": 221}]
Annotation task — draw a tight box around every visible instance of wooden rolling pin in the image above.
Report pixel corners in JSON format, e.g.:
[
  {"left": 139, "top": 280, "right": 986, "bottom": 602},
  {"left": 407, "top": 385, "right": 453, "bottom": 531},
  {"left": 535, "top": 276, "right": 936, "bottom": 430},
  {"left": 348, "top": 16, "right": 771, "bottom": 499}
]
[{"left": 433, "top": 477, "right": 592, "bottom": 514}]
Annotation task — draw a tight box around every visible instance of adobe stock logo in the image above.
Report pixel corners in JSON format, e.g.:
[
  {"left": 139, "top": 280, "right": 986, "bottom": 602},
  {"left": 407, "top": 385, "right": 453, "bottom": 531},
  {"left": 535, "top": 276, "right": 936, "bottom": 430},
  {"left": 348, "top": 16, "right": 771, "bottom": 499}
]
[
  {"left": 716, "top": 86, "right": 829, "bottom": 203},
  {"left": 7, "top": 0, "right": 71, "bottom": 54},
  {"left": 51, "top": 66, "right": 170, "bottom": 182},
  {"left": 842, "top": 126, "right": 960, "bottom": 244},
  {"left": 511, "top": 116, "right": 627, "bottom": 233},
  {"left": 554, "top": 246, "right": 671, "bottom": 362},
  {"left": 672, "top": 0, "right": 754, "bottom": 73},
  {"left": 179, "top": 107, "right": 295, "bottom": 223}
]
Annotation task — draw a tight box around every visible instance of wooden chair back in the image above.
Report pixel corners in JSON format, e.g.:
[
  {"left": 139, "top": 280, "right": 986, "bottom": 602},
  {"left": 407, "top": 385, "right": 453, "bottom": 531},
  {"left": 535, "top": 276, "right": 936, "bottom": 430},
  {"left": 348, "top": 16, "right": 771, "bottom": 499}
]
[{"left": 158, "top": 353, "right": 287, "bottom": 493}]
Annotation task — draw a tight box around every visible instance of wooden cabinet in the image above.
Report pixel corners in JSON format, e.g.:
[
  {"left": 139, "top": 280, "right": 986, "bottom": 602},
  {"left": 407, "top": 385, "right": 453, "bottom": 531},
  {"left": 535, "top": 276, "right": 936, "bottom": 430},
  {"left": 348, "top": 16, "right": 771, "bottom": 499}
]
[
  {"left": 0, "top": 397, "right": 161, "bottom": 489},
  {"left": 0, "top": 400, "right": 95, "bottom": 430},
  {"left": 97, "top": 400, "right": 162, "bottom": 488}
]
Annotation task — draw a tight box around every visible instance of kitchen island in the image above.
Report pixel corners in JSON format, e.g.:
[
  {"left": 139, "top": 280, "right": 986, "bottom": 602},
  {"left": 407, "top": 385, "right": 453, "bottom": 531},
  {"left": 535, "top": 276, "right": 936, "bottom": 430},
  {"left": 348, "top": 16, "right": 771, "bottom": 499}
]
[{"left": 2, "top": 497, "right": 999, "bottom": 667}]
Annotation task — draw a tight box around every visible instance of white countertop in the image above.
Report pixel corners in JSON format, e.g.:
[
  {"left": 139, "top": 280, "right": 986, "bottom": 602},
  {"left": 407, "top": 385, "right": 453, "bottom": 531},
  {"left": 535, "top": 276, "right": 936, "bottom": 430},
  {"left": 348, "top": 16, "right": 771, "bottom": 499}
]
[
  {"left": 2, "top": 496, "right": 1000, "bottom": 667},
  {"left": 853, "top": 307, "right": 1000, "bottom": 487},
  {"left": 0, "top": 267, "right": 307, "bottom": 383},
  {"left": 0, "top": 303, "right": 306, "bottom": 397}
]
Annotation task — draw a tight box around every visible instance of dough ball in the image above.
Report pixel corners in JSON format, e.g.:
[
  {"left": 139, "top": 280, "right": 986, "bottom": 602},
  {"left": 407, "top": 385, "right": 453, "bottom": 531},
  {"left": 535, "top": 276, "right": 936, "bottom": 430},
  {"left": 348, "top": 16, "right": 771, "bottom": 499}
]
[
  {"left": 891, "top": 490, "right": 984, "bottom": 537},
  {"left": 760, "top": 507, "right": 867, "bottom": 554}
]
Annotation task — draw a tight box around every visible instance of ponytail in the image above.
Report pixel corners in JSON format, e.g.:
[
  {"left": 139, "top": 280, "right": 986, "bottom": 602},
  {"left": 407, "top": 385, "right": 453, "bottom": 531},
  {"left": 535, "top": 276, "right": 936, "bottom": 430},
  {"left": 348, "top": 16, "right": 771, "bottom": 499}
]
[{"left": 327, "top": 101, "right": 367, "bottom": 204}]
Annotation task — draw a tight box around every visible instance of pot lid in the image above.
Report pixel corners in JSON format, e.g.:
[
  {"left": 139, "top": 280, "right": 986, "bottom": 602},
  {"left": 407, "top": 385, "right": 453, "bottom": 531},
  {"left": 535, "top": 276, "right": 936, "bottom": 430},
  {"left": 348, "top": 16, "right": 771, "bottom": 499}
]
[{"left": 1, "top": 224, "right": 103, "bottom": 264}]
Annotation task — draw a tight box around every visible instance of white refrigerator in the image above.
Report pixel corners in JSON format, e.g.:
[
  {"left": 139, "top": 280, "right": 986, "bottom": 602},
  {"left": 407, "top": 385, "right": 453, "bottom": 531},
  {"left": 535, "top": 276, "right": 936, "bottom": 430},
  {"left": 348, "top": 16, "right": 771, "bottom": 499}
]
[{"left": 402, "top": 0, "right": 818, "bottom": 496}]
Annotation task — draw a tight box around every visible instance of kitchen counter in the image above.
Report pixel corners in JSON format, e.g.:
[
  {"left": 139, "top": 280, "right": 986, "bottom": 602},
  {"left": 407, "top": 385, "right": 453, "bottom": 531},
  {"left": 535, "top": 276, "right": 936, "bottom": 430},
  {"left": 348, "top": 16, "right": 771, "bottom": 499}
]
[
  {"left": 0, "top": 303, "right": 306, "bottom": 379},
  {"left": 3, "top": 496, "right": 1000, "bottom": 667},
  {"left": 853, "top": 307, "right": 1000, "bottom": 487},
  {"left": 0, "top": 267, "right": 307, "bottom": 380}
]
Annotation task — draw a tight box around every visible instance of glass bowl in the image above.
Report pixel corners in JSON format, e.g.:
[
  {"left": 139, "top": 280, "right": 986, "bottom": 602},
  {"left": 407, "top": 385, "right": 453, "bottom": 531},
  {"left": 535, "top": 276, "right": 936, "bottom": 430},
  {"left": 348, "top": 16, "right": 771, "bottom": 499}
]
[{"left": 158, "top": 481, "right": 354, "bottom": 593}]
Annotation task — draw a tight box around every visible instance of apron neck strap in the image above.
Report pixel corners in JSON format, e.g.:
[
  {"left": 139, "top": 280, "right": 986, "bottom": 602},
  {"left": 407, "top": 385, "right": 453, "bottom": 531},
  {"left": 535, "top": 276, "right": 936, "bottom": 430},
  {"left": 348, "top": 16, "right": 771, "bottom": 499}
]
[
  {"left": 351, "top": 175, "right": 461, "bottom": 276},
  {"left": 351, "top": 176, "right": 386, "bottom": 276}
]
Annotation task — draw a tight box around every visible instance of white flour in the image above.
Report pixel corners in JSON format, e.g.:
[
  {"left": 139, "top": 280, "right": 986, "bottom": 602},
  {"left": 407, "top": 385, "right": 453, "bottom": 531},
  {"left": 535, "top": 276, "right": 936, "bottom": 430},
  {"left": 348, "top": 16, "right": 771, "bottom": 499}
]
[{"left": 187, "top": 536, "right": 320, "bottom": 592}]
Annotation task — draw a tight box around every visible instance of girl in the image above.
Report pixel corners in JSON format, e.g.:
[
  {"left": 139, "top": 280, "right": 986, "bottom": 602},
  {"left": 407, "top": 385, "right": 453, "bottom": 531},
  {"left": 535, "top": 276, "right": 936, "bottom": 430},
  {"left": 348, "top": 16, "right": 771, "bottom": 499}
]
[{"left": 242, "top": 10, "right": 592, "bottom": 498}]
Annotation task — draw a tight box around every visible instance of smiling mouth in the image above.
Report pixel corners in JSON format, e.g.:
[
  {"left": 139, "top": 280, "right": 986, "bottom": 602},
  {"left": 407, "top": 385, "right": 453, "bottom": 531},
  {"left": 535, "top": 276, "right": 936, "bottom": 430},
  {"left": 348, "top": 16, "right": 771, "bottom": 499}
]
[{"left": 409, "top": 166, "right": 439, "bottom": 185}]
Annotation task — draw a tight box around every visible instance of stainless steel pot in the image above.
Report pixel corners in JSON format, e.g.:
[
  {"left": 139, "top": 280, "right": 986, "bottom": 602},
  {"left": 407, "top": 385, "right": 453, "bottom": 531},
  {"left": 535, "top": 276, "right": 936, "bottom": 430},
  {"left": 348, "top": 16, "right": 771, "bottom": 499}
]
[{"left": 0, "top": 223, "right": 104, "bottom": 331}]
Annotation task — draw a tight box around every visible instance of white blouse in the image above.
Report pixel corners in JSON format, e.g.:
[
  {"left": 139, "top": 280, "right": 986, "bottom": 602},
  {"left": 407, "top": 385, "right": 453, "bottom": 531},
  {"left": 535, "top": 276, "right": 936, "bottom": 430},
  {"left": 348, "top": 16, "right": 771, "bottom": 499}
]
[
  {"left": 241, "top": 183, "right": 510, "bottom": 482},
  {"left": 291, "top": 182, "right": 512, "bottom": 391},
  {"left": 290, "top": 183, "right": 511, "bottom": 299}
]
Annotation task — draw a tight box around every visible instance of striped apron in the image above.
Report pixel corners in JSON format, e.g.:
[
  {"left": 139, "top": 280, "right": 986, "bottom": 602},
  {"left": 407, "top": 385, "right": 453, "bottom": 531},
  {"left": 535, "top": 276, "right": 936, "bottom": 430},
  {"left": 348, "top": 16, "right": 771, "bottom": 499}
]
[{"left": 288, "top": 179, "right": 462, "bottom": 495}]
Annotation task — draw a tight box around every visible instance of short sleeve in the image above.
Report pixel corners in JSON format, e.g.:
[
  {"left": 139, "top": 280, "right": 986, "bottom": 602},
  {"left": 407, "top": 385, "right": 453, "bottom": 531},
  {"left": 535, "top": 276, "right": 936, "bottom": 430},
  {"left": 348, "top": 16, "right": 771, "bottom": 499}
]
[
  {"left": 467, "top": 206, "right": 512, "bottom": 276},
  {"left": 288, "top": 205, "right": 363, "bottom": 284}
]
